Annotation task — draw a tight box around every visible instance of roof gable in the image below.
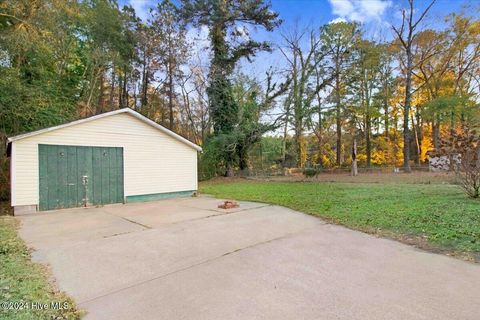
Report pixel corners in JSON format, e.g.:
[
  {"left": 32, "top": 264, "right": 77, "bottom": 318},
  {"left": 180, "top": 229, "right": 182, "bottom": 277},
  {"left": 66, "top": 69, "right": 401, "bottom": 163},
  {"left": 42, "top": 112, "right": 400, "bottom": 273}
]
[{"left": 7, "top": 108, "right": 202, "bottom": 152}]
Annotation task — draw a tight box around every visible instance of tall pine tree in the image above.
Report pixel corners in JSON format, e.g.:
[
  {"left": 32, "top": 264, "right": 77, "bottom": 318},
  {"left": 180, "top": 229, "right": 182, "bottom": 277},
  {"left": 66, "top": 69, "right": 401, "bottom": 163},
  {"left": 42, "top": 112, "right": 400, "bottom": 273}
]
[{"left": 182, "top": 0, "right": 280, "bottom": 175}]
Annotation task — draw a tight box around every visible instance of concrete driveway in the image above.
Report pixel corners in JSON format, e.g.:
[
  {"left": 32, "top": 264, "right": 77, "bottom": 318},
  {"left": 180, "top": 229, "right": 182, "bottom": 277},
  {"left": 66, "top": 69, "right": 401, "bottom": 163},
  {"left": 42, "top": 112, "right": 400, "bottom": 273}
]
[{"left": 18, "top": 196, "right": 480, "bottom": 320}]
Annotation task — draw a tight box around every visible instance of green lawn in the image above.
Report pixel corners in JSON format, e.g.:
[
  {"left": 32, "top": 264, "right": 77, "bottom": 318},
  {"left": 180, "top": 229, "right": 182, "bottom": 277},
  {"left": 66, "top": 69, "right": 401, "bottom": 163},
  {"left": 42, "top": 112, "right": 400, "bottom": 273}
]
[
  {"left": 200, "top": 179, "right": 480, "bottom": 257},
  {"left": 0, "top": 216, "right": 82, "bottom": 320}
]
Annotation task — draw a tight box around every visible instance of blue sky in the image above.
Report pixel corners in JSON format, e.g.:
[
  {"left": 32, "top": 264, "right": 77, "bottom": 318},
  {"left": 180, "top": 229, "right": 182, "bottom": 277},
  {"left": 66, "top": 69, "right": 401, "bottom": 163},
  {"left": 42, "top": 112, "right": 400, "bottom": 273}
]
[
  {"left": 121, "top": 0, "right": 477, "bottom": 74},
  {"left": 119, "top": 0, "right": 478, "bottom": 90},
  {"left": 123, "top": 0, "right": 475, "bottom": 28},
  {"left": 119, "top": 0, "right": 478, "bottom": 132},
  {"left": 270, "top": 0, "right": 472, "bottom": 25}
]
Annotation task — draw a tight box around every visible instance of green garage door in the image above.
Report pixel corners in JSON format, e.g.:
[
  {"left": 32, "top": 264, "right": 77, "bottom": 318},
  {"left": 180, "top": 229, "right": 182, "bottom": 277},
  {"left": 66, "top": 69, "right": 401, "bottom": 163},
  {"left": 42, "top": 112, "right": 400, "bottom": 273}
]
[{"left": 39, "top": 144, "right": 124, "bottom": 211}]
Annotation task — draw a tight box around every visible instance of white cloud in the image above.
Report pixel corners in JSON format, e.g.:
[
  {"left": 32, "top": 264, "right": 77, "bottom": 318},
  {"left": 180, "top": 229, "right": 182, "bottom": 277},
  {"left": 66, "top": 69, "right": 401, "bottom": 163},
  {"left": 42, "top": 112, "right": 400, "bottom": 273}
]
[
  {"left": 129, "top": 0, "right": 151, "bottom": 21},
  {"left": 329, "top": 17, "right": 348, "bottom": 24},
  {"left": 330, "top": 0, "right": 354, "bottom": 17},
  {"left": 328, "top": 0, "right": 392, "bottom": 23}
]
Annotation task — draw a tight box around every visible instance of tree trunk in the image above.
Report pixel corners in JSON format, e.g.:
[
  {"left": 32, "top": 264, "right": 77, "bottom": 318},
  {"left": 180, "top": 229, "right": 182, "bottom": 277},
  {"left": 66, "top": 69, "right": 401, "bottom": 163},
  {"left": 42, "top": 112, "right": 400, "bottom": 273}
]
[
  {"left": 142, "top": 70, "right": 149, "bottom": 108},
  {"left": 141, "top": 51, "right": 149, "bottom": 107},
  {"left": 118, "top": 73, "right": 123, "bottom": 109},
  {"left": 108, "top": 67, "right": 115, "bottom": 110},
  {"left": 363, "top": 70, "right": 372, "bottom": 168},
  {"left": 295, "top": 131, "right": 306, "bottom": 168},
  {"left": 317, "top": 98, "right": 323, "bottom": 167},
  {"left": 168, "top": 66, "right": 174, "bottom": 130},
  {"left": 132, "top": 82, "right": 137, "bottom": 111},
  {"left": 281, "top": 102, "right": 290, "bottom": 167},
  {"left": 366, "top": 107, "right": 372, "bottom": 168},
  {"left": 225, "top": 164, "right": 234, "bottom": 177},
  {"left": 201, "top": 102, "right": 206, "bottom": 144},
  {"left": 96, "top": 71, "right": 105, "bottom": 115},
  {"left": 384, "top": 87, "right": 389, "bottom": 138},
  {"left": 86, "top": 66, "right": 100, "bottom": 114},
  {"left": 432, "top": 114, "right": 440, "bottom": 150},
  {"left": 335, "top": 71, "right": 342, "bottom": 166},
  {"left": 411, "top": 113, "right": 420, "bottom": 165},
  {"left": 417, "top": 112, "right": 423, "bottom": 163},
  {"left": 238, "top": 146, "right": 249, "bottom": 174},
  {"left": 403, "top": 47, "right": 412, "bottom": 172},
  {"left": 393, "top": 113, "right": 399, "bottom": 166},
  {"left": 123, "top": 71, "right": 128, "bottom": 108},
  {"left": 351, "top": 138, "right": 358, "bottom": 176}
]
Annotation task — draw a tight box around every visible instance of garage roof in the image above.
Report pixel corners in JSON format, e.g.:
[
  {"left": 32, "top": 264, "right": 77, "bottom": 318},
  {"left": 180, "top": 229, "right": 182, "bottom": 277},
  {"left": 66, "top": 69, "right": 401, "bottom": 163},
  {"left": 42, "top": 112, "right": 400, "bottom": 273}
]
[{"left": 7, "top": 108, "right": 203, "bottom": 152}]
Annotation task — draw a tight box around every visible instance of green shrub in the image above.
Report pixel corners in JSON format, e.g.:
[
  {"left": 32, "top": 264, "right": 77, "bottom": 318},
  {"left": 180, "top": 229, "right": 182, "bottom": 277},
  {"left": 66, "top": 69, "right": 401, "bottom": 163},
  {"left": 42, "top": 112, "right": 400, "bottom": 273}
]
[{"left": 303, "top": 167, "right": 319, "bottom": 177}]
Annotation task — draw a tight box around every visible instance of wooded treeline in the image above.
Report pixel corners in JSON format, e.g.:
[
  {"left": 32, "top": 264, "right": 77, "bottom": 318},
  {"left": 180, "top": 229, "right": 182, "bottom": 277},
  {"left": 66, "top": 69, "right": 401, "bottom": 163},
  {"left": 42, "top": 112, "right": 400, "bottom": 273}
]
[{"left": 1, "top": 0, "right": 479, "bottom": 196}]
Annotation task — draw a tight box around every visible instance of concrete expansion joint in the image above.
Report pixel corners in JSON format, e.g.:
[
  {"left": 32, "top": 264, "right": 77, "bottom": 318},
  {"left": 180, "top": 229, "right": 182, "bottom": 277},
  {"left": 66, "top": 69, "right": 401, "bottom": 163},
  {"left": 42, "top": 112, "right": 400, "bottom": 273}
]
[
  {"left": 118, "top": 216, "right": 152, "bottom": 229},
  {"left": 101, "top": 210, "right": 153, "bottom": 230},
  {"left": 102, "top": 231, "right": 135, "bottom": 239},
  {"left": 203, "top": 205, "right": 270, "bottom": 218},
  {"left": 181, "top": 203, "right": 271, "bottom": 213},
  {"left": 96, "top": 204, "right": 274, "bottom": 242},
  {"left": 201, "top": 204, "right": 272, "bottom": 215},
  {"left": 79, "top": 225, "right": 315, "bottom": 306},
  {"left": 157, "top": 204, "right": 273, "bottom": 226}
]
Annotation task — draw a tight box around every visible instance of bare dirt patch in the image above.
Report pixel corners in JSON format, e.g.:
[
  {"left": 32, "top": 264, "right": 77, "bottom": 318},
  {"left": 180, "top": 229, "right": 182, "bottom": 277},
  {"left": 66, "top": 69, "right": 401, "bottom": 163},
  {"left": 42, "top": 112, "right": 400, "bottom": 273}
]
[{"left": 0, "top": 201, "right": 13, "bottom": 216}]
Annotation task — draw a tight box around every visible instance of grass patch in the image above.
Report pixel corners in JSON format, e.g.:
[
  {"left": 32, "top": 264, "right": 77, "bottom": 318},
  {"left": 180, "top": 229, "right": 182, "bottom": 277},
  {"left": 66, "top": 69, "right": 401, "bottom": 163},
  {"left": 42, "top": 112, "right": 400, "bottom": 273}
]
[
  {"left": 200, "top": 179, "right": 480, "bottom": 259},
  {"left": 0, "top": 216, "right": 82, "bottom": 319}
]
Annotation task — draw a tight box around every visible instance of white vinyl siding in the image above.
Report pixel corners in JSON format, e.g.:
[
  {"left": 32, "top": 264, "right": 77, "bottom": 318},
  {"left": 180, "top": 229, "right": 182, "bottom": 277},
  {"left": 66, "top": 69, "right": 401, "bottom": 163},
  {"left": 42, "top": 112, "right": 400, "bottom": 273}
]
[{"left": 12, "top": 113, "right": 198, "bottom": 206}]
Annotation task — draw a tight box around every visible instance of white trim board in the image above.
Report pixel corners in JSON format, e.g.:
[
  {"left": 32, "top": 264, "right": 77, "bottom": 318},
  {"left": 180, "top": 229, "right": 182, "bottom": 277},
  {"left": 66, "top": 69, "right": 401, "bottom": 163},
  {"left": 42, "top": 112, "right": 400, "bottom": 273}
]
[
  {"left": 7, "top": 108, "right": 203, "bottom": 152},
  {"left": 10, "top": 142, "right": 16, "bottom": 206}
]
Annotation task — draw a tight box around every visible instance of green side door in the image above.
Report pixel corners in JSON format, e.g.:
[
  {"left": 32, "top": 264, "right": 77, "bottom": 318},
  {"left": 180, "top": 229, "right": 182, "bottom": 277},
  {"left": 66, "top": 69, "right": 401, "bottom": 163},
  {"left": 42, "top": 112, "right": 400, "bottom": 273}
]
[{"left": 39, "top": 144, "right": 124, "bottom": 211}]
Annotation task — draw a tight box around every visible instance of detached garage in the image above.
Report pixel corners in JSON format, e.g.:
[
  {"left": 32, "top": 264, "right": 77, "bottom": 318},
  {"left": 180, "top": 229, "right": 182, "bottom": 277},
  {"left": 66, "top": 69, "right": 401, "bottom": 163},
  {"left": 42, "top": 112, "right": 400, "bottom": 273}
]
[{"left": 7, "top": 108, "right": 202, "bottom": 215}]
